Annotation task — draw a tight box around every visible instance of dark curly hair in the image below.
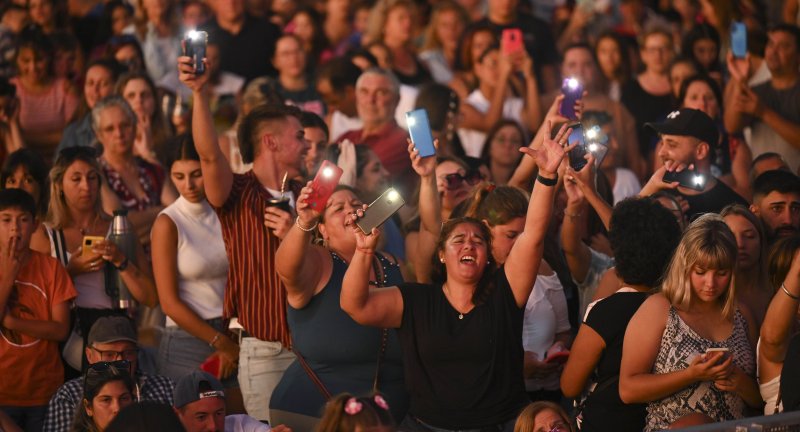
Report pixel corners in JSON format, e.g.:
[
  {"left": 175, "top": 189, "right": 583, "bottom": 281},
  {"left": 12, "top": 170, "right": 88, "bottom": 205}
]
[
  {"left": 609, "top": 197, "right": 681, "bottom": 287},
  {"left": 431, "top": 217, "right": 497, "bottom": 305}
]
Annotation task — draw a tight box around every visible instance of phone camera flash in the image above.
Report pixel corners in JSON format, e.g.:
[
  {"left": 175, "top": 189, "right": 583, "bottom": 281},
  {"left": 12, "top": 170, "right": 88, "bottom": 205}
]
[
  {"left": 588, "top": 143, "right": 598, "bottom": 152},
  {"left": 693, "top": 175, "right": 705, "bottom": 186},
  {"left": 187, "top": 30, "right": 199, "bottom": 40},
  {"left": 406, "top": 116, "right": 416, "bottom": 127},
  {"left": 566, "top": 78, "right": 579, "bottom": 89},
  {"left": 387, "top": 190, "right": 399, "bottom": 201},
  {"left": 322, "top": 167, "right": 333, "bottom": 178}
]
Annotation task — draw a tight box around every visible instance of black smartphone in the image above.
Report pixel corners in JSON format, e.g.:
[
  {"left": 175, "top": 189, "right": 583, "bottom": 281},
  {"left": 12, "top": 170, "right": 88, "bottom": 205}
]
[
  {"left": 663, "top": 168, "right": 706, "bottom": 191},
  {"left": 183, "top": 30, "right": 208, "bottom": 75},
  {"left": 567, "top": 122, "right": 589, "bottom": 171},
  {"left": 731, "top": 21, "right": 747, "bottom": 59},
  {"left": 356, "top": 188, "right": 405, "bottom": 235}
]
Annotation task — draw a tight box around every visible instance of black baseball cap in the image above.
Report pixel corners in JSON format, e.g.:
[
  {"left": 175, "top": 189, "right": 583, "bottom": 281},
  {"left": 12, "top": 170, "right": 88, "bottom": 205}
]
[{"left": 645, "top": 108, "right": 719, "bottom": 146}]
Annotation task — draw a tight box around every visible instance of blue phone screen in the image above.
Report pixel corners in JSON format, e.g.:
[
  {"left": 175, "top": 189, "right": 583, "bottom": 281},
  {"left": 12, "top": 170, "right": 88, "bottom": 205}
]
[{"left": 406, "top": 109, "right": 436, "bottom": 157}]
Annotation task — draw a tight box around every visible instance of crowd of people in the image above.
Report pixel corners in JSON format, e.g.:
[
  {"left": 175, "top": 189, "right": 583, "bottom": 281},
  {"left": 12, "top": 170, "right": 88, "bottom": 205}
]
[{"left": 1, "top": 0, "right": 800, "bottom": 431}]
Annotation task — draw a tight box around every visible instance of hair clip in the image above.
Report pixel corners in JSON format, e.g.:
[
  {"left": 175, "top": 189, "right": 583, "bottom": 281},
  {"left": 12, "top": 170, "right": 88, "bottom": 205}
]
[
  {"left": 374, "top": 395, "right": 389, "bottom": 410},
  {"left": 344, "top": 398, "right": 363, "bottom": 415}
]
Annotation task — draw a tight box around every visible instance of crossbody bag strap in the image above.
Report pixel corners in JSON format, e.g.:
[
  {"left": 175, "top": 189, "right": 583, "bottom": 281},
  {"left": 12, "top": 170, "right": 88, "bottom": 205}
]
[
  {"left": 371, "top": 255, "right": 388, "bottom": 393},
  {"left": 293, "top": 348, "right": 333, "bottom": 400}
]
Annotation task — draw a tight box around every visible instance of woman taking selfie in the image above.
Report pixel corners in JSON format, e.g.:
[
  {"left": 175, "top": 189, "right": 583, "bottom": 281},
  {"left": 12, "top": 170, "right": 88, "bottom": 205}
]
[
  {"left": 619, "top": 214, "right": 761, "bottom": 430},
  {"left": 341, "top": 121, "right": 571, "bottom": 431},
  {"left": 151, "top": 135, "right": 242, "bottom": 411}
]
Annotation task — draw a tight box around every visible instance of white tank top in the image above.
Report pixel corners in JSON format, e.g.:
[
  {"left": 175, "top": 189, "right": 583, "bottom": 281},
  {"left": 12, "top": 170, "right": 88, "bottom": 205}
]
[
  {"left": 457, "top": 89, "right": 525, "bottom": 158},
  {"left": 158, "top": 196, "right": 229, "bottom": 326}
]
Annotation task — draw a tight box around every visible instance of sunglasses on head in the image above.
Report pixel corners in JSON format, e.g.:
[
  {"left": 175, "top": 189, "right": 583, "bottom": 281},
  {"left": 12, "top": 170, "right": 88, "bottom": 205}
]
[
  {"left": 83, "top": 360, "right": 131, "bottom": 397},
  {"left": 442, "top": 170, "right": 483, "bottom": 190}
]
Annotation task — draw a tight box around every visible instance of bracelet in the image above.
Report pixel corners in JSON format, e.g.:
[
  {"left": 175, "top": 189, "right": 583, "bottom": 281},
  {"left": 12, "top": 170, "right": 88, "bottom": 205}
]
[
  {"left": 209, "top": 332, "right": 221, "bottom": 348},
  {"left": 782, "top": 283, "right": 800, "bottom": 301},
  {"left": 564, "top": 212, "right": 583, "bottom": 218},
  {"left": 114, "top": 257, "right": 129, "bottom": 271},
  {"left": 295, "top": 216, "right": 318, "bottom": 232},
  {"left": 537, "top": 173, "right": 558, "bottom": 187},
  {"left": 356, "top": 248, "right": 375, "bottom": 255}
]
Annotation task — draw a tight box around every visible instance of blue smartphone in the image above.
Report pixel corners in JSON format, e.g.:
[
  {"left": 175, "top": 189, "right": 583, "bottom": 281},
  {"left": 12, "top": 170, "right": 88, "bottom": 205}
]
[
  {"left": 560, "top": 78, "right": 583, "bottom": 120},
  {"left": 731, "top": 21, "right": 747, "bottom": 59},
  {"left": 405, "top": 109, "right": 436, "bottom": 157}
]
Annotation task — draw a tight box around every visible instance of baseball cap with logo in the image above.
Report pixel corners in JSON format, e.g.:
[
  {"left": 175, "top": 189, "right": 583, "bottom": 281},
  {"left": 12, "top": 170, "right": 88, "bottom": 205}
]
[
  {"left": 87, "top": 316, "right": 137, "bottom": 345},
  {"left": 174, "top": 370, "right": 226, "bottom": 408},
  {"left": 645, "top": 108, "right": 719, "bottom": 146}
]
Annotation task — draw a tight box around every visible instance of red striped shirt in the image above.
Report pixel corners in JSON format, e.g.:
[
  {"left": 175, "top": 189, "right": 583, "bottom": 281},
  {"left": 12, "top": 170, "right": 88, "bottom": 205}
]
[{"left": 215, "top": 171, "right": 292, "bottom": 345}]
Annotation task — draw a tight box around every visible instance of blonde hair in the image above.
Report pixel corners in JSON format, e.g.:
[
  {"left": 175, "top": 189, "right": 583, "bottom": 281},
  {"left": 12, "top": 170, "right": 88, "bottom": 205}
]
[
  {"left": 661, "top": 213, "right": 738, "bottom": 319},
  {"left": 46, "top": 153, "right": 106, "bottom": 230},
  {"left": 514, "top": 402, "right": 573, "bottom": 432},
  {"left": 420, "top": 0, "right": 469, "bottom": 52},
  {"left": 364, "top": 0, "right": 417, "bottom": 46}
]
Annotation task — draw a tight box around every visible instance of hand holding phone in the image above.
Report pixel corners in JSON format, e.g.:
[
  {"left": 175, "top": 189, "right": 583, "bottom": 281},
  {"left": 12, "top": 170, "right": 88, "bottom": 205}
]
[
  {"left": 82, "top": 236, "right": 106, "bottom": 257},
  {"left": 663, "top": 168, "right": 706, "bottom": 191},
  {"left": 406, "top": 109, "right": 436, "bottom": 157},
  {"left": 704, "top": 347, "right": 730, "bottom": 364},
  {"left": 356, "top": 188, "right": 405, "bottom": 235},
  {"left": 566, "top": 122, "right": 589, "bottom": 171},
  {"left": 306, "top": 160, "right": 344, "bottom": 212},
  {"left": 183, "top": 30, "right": 208, "bottom": 75},
  {"left": 731, "top": 21, "right": 747, "bottom": 59}
]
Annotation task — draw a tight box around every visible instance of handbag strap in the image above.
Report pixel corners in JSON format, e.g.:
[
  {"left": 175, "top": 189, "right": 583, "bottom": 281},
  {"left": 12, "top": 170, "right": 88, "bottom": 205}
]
[{"left": 293, "top": 348, "right": 333, "bottom": 400}]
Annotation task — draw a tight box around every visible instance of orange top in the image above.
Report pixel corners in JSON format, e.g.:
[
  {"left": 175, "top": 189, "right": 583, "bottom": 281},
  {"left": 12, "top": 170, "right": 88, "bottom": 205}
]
[{"left": 0, "top": 252, "right": 76, "bottom": 406}]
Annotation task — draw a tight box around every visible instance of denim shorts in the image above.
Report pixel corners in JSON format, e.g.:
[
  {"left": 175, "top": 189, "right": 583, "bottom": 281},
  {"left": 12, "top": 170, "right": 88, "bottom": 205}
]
[{"left": 157, "top": 318, "right": 239, "bottom": 388}]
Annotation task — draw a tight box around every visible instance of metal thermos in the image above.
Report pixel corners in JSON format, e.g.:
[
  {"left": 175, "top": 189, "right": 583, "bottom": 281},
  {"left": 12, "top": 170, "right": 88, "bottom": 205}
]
[{"left": 104, "top": 209, "right": 137, "bottom": 309}]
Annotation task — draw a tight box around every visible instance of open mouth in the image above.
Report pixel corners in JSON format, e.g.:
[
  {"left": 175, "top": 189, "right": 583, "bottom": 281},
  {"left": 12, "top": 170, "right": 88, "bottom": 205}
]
[{"left": 459, "top": 255, "right": 476, "bottom": 264}]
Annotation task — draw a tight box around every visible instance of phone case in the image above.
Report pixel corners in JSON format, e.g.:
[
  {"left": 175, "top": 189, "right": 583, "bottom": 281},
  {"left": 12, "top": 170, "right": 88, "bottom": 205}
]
[
  {"left": 356, "top": 188, "right": 405, "bottom": 235},
  {"left": 560, "top": 78, "right": 583, "bottom": 120},
  {"left": 307, "top": 160, "right": 344, "bottom": 212},
  {"left": 731, "top": 22, "right": 747, "bottom": 59},
  {"left": 406, "top": 109, "right": 436, "bottom": 158},
  {"left": 566, "top": 123, "right": 588, "bottom": 171},
  {"left": 199, "top": 354, "right": 221, "bottom": 378},
  {"left": 663, "top": 169, "right": 706, "bottom": 191},
  {"left": 82, "top": 236, "right": 105, "bottom": 256},
  {"left": 501, "top": 28, "right": 523, "bottom": 55},
  {"left": 183, "top": 31, "right": 207, "bottom": 75}
]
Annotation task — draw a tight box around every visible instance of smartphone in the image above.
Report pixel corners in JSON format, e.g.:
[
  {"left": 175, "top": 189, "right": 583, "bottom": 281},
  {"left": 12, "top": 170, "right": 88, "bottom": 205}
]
[
  {"left": 199, "top": 354, "right": 221, "bottom": 378},
  {"left": 560, "top": 77, "right": 583, "bottom": 120},
  {"left": 82, "top": 236, "right": 106, "bottom": 256},
  {"left": 663, "top": 168, "right": 707, "bottom": 191},
  {"left": 704, "top": 347, "right": 730, "bottom": 363},
  {"left": 501, "top": 28, "right": 524, "bottom": 55},
  {"left": 566, "top": 123, "right": 589, "bottom": 171},
  {"left": 405, "top": 109, "right": 436, "bottom": 158},
  {"left": 356, "top": 188, "right": 405, "bottom": 235},
  {"left": 731, "top": 21, "right": 747, "bottom": 59},
  {"left": 544, "top": 350, "right": 570, "bottom": 365},
  {"left": 183, "top": 30, "right": 208, "bottom": 75},
  {"left": 307, "top": 160, "right": 344, "bottom": 212}
]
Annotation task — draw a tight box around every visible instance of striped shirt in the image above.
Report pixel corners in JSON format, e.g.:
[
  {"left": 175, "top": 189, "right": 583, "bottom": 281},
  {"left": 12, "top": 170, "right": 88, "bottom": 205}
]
[{"left": 215, "top": 171, "right": 294, "bottom": 346}]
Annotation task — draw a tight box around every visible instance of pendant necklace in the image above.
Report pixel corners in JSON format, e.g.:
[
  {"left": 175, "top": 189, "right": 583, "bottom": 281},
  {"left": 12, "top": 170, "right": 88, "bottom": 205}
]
[
  {"left": 443, "top": 283, "right": 465, "bottom": 320},
  {"left": 78, "top": 215, "right": 99, "bottom": 236}
]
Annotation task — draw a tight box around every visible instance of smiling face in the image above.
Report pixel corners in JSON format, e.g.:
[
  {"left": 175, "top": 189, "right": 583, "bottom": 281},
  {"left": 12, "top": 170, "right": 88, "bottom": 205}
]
[
  {"left": 85, "top": 380, "right": 134, "bottom": 431},
  {"left": 439, "top": 222, "right": 489, "bottom": 283},
  {"left": 355, "top": 73, "right": 398, "bottom": 127},
  {"left": 171, "top": 160, "right": 204, "bottom": 203},
  {"left": 16, "top": 47, "right": 49, "bottom": 82},
  {"left": 657, "top": 134, "right": 702, "bottom": 167},
  {"left": 723, "top": 214, "right": 761, "bottom": 271},
  {"left": 318, "top": 189, "right": 362, "bottom": 253}
]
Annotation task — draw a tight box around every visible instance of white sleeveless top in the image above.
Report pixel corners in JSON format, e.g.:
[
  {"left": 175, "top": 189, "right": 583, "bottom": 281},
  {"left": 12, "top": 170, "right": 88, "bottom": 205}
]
[
  {"left": 158, "top": 196, "right": 229, "bottom": 327},
  {"left": 457, "top": 89, "right": 525, "bottom": 158}
]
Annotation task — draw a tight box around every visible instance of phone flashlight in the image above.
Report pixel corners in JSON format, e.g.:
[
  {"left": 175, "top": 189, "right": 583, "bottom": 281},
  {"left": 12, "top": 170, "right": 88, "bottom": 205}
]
[
  {"left": 387, "top": 190, "right": 400, "bottom": 202},
  {"left": 565, "top": 78, "right": 579, "bottom": 90},
  {"left": 322, "top": 167, "right": 334, "bottom": 178},
  {"left": 406, "top": 116, "right": 416, "bottom": 127},
  {"left": 693, "top": 175, "right": 705, "bottom": 187}
]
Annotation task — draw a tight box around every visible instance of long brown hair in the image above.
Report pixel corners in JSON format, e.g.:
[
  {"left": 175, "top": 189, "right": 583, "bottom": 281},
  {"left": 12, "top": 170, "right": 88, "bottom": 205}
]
[
  {"left": 720, "top": 204, "right": 770, "bottom": 294},
  {"left": 463, "top": 183, "right": 528, "bottom": 227},
  {"left": 768, "top": 235, "right": 800, "bottom": 292},
  {"left": 47, "top": 148, "right": 107, "bottom": 230},
  {"left": 431, "top": 217, "right": 497, "bottom": 305}
]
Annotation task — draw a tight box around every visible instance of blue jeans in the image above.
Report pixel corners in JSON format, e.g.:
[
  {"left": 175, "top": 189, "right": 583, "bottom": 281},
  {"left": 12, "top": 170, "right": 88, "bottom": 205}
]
[
  {"left": 238, "top": 337, "right": 294, "bottom": 422},
  {"left": 0, "top": 405, "right": 47, "bottom": 432},
  {"left": 157, "top": 320, "right": 238, "bottom": 388}
]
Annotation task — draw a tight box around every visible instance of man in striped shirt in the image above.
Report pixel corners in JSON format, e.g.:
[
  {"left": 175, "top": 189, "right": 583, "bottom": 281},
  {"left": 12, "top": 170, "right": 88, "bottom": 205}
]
[{"left": 179, "top": 54, "right": 308, "bottom": 421}]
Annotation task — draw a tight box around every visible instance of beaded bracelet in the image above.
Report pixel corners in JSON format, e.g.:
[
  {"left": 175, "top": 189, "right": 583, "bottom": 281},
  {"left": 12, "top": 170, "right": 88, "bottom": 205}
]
[{"left": 295, "top": 216, "right": 319, "bottom": 232}]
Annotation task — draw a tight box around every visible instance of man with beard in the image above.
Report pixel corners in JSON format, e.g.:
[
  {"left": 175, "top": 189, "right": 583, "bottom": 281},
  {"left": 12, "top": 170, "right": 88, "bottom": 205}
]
[{"left": 750, "top": 169, "right": 800, "bottom": 243}]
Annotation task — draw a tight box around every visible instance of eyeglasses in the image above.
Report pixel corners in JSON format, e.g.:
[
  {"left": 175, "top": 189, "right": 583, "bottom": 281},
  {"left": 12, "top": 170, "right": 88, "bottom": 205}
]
[
  {"left": 548, "top": 421, "right": 569, "bottom": 432},
  {"left": 90, "top": 345, "right": 139, "bottom": 361},
  {"left": 441, "top": 170, "right": 483, "bottom": 190}
]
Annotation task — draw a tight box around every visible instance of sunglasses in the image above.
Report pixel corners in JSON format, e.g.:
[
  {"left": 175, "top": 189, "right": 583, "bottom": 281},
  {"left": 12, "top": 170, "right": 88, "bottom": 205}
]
[
  {"left": 441, "top": 170, "right": 483, "bottom": 190},
  {"left": 83, "top": 360, "right": 131, "bottom": 397}
]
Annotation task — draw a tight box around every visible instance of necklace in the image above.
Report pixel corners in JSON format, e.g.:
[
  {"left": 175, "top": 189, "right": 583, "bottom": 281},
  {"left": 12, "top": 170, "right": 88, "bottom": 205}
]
[
  {"left": 78, "top": 214, "right": 100, "bottom": 236},
  {"left": 443, "top": 283, "right": 466, "bottom": 320}
]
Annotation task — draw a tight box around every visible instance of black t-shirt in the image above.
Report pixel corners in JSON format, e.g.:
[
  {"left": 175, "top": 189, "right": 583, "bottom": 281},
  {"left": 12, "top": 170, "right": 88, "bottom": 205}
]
[
  {"left": 620, "top": 79, "right": 674, "bottom": 157},
  {"left": 582, "top": 291, "right": 648, "bottom": 432},
  {"left": 677, "top": 178, "right": 748, "bottom": 221},
  {"left": 397, "top": 267, "right": 529, "bottom": 429},
  {"left": 468, "top": 14, "right": 559, "bottom": 83},
  {"left": 200, "top": 15, "right": 281, "bottom": 81}
]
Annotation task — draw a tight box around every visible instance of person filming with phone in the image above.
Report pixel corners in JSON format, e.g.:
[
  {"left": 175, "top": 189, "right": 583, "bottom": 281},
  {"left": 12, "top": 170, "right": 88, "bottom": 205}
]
[
  {"left": 341, "top": 120, "right": 571, "bottom": 431},
  {"left": 639, "top": 108, "right": 747, "bottom": 220}
]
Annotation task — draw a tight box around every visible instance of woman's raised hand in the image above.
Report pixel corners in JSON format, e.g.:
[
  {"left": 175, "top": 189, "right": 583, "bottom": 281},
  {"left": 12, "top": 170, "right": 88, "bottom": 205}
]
[
  {"left": 408, "top": 138, "right": 437, "bottom": 178},
  {"left": 519, "top": 121, "right": 573, "bottom": 176},
  {"left": 347, "top": 206, "right": 380, "bottom": 254},
  {"left": 177, "top": 54, "right": 210, "bottom": 92},
  {"left": 294, "top": 181, "right": 319, "bottom": 227}
]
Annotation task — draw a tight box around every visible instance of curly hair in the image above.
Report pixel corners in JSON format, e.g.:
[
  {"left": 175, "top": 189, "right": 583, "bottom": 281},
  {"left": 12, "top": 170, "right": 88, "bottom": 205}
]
[{"left": 609, "top": 197, "right": 681, "bottom": 288}]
